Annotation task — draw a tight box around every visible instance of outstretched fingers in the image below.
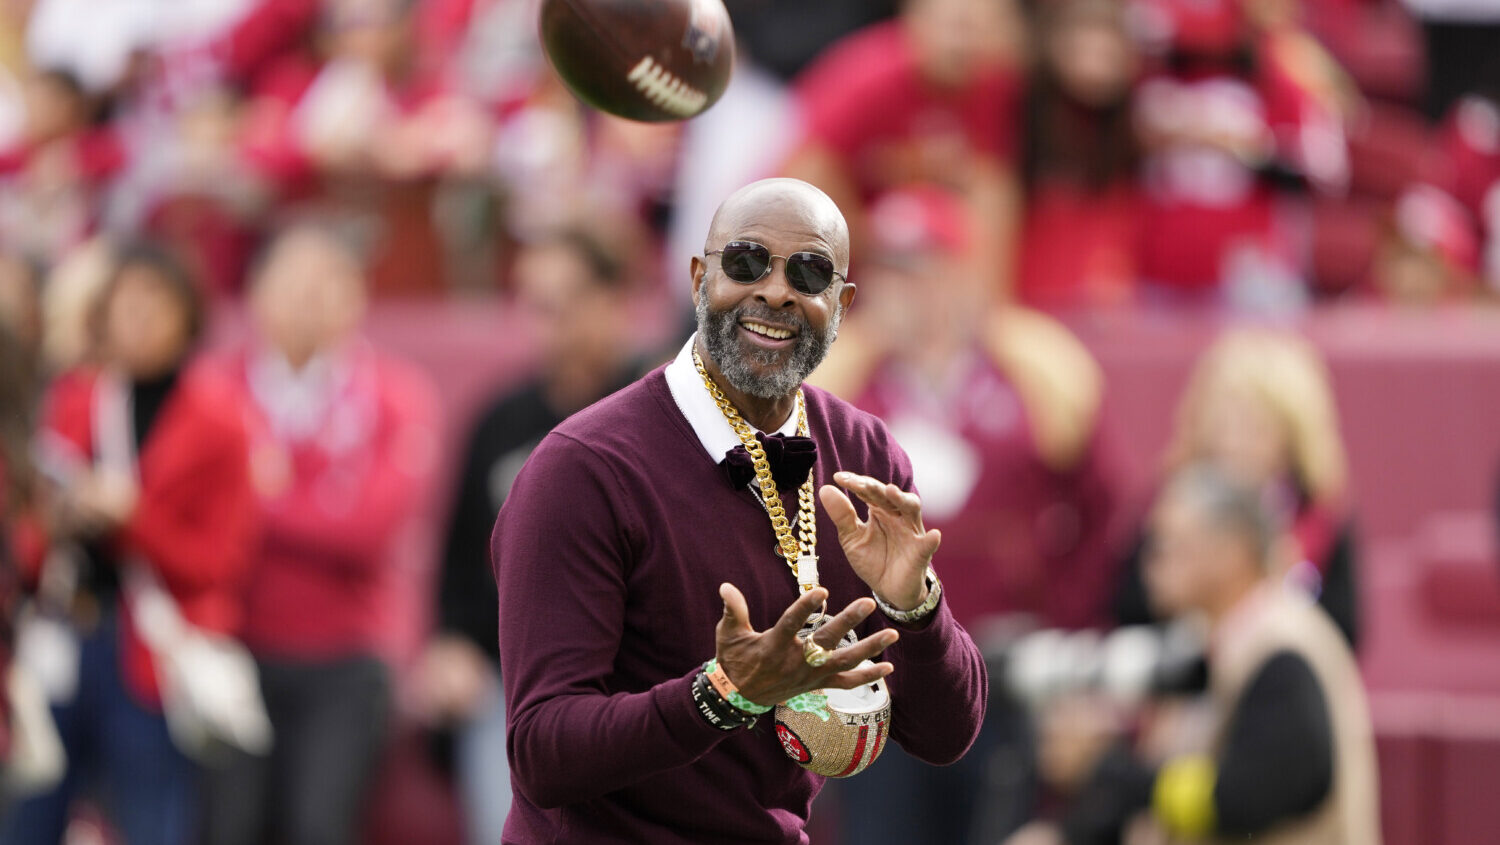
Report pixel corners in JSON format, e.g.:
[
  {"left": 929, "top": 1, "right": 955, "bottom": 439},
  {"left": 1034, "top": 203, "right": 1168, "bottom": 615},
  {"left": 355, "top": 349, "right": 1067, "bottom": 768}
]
[
  {"left": 832, "top": 472, "right": 924, "bottom": 530},
  {"left": 808, "top": 596, "right": 878, "bottom": 650},
  {"left": 823, "top": 660, "right": 895, "bottom": 691},
  {"left": 767, "top": 587, "right": 830, "bottom": 644},
  {"left": 718, "top": 582, "right": 755, "bottom": 635},
  {"left": 818, "top": 626, "right": 899, "bottom": 674},
  {"left": 818, "top": 483, "right": 862, "bottom": 536}
]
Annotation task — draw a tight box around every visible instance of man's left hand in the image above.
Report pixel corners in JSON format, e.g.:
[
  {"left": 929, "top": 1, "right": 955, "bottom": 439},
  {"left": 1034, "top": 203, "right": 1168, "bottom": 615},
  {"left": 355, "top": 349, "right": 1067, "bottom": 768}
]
[{"left": 820, "top": 471, "right": 940, "bottom": 612}]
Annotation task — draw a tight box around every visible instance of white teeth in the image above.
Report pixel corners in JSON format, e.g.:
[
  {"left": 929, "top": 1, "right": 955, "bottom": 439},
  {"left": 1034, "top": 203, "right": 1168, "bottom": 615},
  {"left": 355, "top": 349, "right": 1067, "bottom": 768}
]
[{"left": 742, "top": 321, "right": 793, "bottom": 340}]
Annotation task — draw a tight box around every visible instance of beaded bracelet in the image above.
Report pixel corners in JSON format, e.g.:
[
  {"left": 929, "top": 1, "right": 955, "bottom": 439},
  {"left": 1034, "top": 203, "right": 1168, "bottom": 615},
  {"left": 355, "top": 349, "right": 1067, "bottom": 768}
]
[
  {"left": 704, "top": 659, "right": 773, "bottom": 715},
  {"left": 692, "top": 670, "right": 757, "bottom": 731}
]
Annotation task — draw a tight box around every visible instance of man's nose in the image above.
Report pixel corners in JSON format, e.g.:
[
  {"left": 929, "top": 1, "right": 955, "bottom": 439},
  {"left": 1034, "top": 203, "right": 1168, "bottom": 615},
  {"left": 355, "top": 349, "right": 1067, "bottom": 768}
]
[{"left": 753, "top": 258, "right": 797, "bottom": 308}]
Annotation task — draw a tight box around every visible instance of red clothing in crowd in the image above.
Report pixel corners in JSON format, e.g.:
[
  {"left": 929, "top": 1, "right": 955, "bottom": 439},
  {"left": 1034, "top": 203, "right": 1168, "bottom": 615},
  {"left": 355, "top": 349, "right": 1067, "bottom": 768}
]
[
  {"left": 0, "top": 129, "right": 125, "bottom": 186},
  {"left": 1132, "top": 0, "right": 1348, "bottom": 294},
  {"left": 1017, "top": 181, "right": 1141, "bottom": 311},
  {"left": 793, "top": 21, "right": 1021, "bottom": 201},
  {"left": 849, "top": 355, "right": 1121, "bottom": 632},
  {"left": 0, "top": 128, "right": 127, "bottom": 256},
  {"left": 1134, "top": 71, "right": 1283, "bottom": 292},
  {"left": 39, "top": 365, "right": 259, "bottom": 704},
  {"left": 213, "top": 344, "right": 440, "bottom": 661},
  {"left": 1436, "top": 95, "right": 1500, "bottom": 280}
]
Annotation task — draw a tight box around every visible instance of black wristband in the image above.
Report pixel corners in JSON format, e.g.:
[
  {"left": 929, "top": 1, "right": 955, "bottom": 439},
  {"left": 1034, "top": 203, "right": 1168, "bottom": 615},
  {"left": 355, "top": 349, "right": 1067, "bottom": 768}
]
[{"left": 692, "top": 670, "right": 756, "bottom": 731}]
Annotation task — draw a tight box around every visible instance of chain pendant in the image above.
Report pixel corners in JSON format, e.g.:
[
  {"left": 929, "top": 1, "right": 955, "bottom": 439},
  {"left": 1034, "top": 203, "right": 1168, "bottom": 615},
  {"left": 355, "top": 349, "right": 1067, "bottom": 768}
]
[
  {"left": 795, "top": 554, "right": 819, "bottom": 592},
  {"left": 694, "top": 348, "right": 821, "bottom": 597}
]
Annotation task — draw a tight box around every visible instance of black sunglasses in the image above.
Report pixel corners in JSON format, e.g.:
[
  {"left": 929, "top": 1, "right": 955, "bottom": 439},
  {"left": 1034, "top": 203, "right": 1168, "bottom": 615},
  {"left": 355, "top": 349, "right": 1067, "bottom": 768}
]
[{"left": 705, "top": 241, "right": 846, "bottom": 296}]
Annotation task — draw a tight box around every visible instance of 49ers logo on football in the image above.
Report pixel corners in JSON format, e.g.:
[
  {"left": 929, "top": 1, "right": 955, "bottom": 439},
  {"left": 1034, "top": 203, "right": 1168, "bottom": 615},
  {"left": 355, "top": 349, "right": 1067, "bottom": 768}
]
[{"left": 776, "top": 725, "right": 812, "bottom": 764}]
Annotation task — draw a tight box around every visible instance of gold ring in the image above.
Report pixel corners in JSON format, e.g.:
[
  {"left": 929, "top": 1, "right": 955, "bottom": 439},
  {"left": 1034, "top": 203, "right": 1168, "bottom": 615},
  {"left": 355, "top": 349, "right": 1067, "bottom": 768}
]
[{"left": 803, "top": 638, "right": 831, "bottom": 668}]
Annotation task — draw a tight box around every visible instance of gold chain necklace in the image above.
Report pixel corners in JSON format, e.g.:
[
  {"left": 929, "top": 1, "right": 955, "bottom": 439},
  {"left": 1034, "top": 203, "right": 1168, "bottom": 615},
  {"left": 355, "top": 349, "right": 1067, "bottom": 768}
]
[{"left": 693, "top": 348, "right": 820, "bottom": 594}]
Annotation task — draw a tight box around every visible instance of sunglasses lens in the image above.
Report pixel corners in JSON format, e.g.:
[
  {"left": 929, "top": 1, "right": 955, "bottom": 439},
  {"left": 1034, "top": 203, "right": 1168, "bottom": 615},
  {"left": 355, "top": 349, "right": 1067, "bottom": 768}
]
[
  {"left": 786, "top": 253, "right": 835, "bottom": 295},
  {"left": 719, "top": 242, "right": 770, "bottom": 283}
]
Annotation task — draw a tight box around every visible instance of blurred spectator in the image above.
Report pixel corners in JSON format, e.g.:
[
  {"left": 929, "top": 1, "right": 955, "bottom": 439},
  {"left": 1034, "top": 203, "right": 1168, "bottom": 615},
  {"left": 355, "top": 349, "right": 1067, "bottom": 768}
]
[
  {"left": 1114, "top": 329, "right": 1360, "bottom": 648},
  {"left": 203, "top": 223, "right": 440, "bottom": 845},
  {"left": 1370, "top": 183, "right": 1481, "bottom": 302},
  {"left": 494, "top": 73, "right": 684, "bottom": 294},
  {"left": 239, "top": 0, "right": 493, "bottom": 295},
  {"left": 814, "top": 187, "right": 1122, "bottom": 845},
  {"left": 127, "top": 87, "right": 271, "bottom": 299},
  {"left": 1016, "top": 0, "right": 1141, "bottom": 311},
  {"left": 1131, "top": 0, "right": 1355, "bottom": 309},
  {"left": 781, "top": 0, "right": 1025, "bottom": 294},
  {"left": 422, "top": 225, "right": 642, "bottom": 845},
  {"left": 1426, "top": 68, "right": 1500, "bottom": 294},
  {"left": 1014, "top": 464, "right": 1380, "bottom": 845},
  {"left": 7, "top": 242, "right": 258, "bottom": 845},
  {"left": 242, "top": 0, "right": 487, "bottom": 189},
  {"left": 0, "top": 69, "right": 123, "bottom": 264}
]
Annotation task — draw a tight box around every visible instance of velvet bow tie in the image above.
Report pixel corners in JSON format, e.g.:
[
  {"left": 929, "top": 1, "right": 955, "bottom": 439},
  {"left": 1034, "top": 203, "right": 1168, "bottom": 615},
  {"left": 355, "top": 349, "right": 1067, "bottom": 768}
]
[{"left": 720, "top": 433, "right": 818, "bottom": 491}]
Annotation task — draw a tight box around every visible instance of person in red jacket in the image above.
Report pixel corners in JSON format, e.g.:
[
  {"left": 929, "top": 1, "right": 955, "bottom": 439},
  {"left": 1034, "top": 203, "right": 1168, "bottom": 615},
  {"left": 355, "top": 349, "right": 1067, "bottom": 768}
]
[
  {"left": 3, "top": 242, "right": 258, "bottom": 845},
  {"left": 202, "top": 223, "right": 440, "bottom": 845}
]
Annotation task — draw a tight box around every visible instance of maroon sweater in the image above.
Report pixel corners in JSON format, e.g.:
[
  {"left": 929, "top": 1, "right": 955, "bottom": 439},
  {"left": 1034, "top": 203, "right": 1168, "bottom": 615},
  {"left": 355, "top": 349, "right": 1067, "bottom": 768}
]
[{"left": 493, "top": 368, "right": 987, "bottom": 844}]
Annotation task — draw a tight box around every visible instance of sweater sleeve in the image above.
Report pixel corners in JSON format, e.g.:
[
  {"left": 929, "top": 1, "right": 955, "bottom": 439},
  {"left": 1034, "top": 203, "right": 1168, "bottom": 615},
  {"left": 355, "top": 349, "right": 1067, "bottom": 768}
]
[
  {"left": 122, "top": 414, "right": 259, "bottom": 593},
  {"left": 494, "top": 433, "right": 732, "bottom": 809},
  {"left": 876, "top": 432, "right": 988, "bottom": 766},
  {"left": 882, "top": 596, "right": 989, "bottom": 765}
]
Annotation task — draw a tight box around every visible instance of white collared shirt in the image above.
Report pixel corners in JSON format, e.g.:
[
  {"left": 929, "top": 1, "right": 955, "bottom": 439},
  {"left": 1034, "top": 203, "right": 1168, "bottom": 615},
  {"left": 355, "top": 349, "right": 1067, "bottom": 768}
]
[{"left": 663, "top": 335, "right": 798, "bottom": 470}]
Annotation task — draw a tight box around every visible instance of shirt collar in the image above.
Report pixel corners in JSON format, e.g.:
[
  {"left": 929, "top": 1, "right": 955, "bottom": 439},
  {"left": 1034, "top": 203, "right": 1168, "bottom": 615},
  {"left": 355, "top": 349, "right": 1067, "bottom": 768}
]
[{"left": 664, "top": 334, "right": 798, "bottom": 463}]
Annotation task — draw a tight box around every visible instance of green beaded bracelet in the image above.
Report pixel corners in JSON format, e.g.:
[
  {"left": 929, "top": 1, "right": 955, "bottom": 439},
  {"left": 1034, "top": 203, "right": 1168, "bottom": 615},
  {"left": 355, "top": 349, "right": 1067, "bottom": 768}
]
[{"left": 703, "top": 659, "right": 774, "bottom": 715}]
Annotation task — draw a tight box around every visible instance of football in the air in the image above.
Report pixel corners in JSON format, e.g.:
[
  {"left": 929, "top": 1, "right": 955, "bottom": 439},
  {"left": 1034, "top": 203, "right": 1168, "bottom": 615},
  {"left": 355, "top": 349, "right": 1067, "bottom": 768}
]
[{"left": 539, "top": 0, "right": 735, "bottom": 122}]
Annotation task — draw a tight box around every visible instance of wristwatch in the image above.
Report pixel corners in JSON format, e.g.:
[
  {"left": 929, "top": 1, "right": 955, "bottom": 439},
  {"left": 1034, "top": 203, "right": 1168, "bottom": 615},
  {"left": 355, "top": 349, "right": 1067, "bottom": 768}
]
[{"left": 874, "top": 566, "right": 942, "bottom": 624}]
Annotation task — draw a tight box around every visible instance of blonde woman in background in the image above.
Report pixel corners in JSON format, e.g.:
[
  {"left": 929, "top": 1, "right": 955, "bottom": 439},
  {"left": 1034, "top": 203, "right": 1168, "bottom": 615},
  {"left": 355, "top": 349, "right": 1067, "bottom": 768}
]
[{"left": 1114, "top": 328, "right": 1358, "bottom": 647}]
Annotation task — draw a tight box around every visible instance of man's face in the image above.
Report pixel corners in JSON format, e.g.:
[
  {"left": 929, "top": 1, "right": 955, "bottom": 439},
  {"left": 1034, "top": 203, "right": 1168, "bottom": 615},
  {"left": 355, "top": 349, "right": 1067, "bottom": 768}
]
[
  {"left": 861, "top": 250, "right": 976, "bottom": 355},
  {"left": 1144, "top": 494, "right": 1253, "bottom": 619},
  {"left": 691, "top": 204, "right": 855, "bottom": 399},
  {"left": 251, "top": 234, "right": 366, "bottom": 366},
  {"left": 514, "top": 244, "right": 619, "bottom": 365}
]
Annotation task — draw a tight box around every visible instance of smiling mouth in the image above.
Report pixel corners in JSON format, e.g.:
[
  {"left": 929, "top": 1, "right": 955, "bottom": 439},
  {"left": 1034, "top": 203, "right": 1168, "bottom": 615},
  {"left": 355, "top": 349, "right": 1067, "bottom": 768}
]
[{"left": 740, "top": 319, "right": 797, "bottom": 341}]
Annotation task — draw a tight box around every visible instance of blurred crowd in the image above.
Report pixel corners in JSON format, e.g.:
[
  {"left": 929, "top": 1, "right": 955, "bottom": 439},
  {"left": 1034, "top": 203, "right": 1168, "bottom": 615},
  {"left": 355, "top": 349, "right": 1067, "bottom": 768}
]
[{"left": 0, "top": 0, "right": 1495, "bottom": 842}]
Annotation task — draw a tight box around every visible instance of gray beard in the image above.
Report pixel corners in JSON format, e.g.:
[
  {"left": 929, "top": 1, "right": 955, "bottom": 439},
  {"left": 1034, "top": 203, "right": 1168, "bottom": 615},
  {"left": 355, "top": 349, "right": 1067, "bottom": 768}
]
[{"left": 695, "top": 292, "right": 840, "bottom": 400}]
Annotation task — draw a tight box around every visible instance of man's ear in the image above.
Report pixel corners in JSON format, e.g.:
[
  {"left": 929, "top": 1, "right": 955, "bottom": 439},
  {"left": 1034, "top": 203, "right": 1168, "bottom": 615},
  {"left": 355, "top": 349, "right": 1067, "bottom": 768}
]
[
  {"left": 690, "top": 255, "right": 707, "bottom": 304},
  {"left": 837, "top": 281, "right": 857, "bottom": 314}
]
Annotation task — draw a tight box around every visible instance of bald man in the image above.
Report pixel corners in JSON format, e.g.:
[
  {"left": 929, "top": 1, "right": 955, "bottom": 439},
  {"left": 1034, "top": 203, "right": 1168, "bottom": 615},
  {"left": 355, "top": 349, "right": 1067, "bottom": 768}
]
[{"left": 492, "top": 179, "right": 987, "bottom": 843}]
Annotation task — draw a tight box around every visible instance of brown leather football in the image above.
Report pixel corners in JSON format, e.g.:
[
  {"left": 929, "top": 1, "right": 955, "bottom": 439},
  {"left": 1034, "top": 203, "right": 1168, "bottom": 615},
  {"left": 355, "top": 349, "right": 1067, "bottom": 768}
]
[{"left": 539, "top": 0, "right": 735, "bottom": 122}]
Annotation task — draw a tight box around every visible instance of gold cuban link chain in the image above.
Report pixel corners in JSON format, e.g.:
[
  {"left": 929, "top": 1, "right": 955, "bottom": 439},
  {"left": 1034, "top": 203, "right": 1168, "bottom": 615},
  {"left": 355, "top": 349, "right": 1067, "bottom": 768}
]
[{"left": 693, "top": 349, "right": 819, "bottom": 591}]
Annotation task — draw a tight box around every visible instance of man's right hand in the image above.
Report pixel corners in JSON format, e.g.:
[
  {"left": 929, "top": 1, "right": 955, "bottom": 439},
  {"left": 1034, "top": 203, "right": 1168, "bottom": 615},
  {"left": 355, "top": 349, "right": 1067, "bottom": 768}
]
[{"left": 715, "top": 583, "right": 897, "bottom": 708}]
